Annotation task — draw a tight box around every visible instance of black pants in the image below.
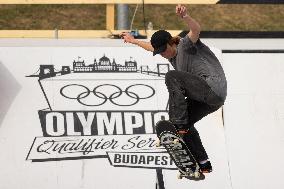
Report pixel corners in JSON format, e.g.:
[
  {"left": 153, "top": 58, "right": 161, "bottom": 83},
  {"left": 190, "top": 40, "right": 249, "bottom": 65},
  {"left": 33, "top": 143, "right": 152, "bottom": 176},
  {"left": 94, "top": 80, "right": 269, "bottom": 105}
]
[{"left": 165, "top": 70, "right": 224, "bottom": 161}]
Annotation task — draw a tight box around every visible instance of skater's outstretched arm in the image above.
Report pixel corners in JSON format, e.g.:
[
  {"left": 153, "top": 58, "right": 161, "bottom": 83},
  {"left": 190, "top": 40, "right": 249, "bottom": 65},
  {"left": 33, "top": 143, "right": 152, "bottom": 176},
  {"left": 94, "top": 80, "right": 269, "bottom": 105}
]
[
  {"left": 119, "top": 32, "right": 154, "bottom": 52},
  {"left": 176, "top": 4, "right": 201, "bottom": 43}
]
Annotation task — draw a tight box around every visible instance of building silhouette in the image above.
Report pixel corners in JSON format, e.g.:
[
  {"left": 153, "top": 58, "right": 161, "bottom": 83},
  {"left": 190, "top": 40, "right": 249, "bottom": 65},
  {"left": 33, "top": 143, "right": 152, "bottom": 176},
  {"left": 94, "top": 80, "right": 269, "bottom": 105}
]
[{"left": 73, "top": 55, "right": 137, "bottom": 73}]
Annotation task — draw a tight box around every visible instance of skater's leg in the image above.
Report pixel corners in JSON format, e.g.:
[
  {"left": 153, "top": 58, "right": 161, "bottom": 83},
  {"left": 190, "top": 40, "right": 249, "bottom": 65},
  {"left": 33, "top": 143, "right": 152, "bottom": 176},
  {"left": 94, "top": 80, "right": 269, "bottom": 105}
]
[
  {"left": 165, "top": 70, "right": 223, "bottom": 126},
  {"left": 183, "top": 126, "right": 208, "bottom": 161},
  {"left": 165, "top": 71, "right": 189, "bottom": 125},
  {"left": 184, "top": 99, "right": 220, "bottom": 158},
  {"left": 187, "top": 99, "right": 221, "bottom": 126},
  {"left": 183, "top": 100, "right": 221, "bottom": 172},
  {"left": 165, "top": 70, "right": 223, "bottom": 172}
]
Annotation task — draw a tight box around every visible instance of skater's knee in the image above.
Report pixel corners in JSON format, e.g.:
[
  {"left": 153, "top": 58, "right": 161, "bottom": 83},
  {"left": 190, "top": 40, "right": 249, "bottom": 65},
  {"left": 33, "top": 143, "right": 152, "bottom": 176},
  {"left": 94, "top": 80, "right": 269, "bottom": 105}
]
[
  {"left": 165, "top": 70, "right": 179, "bottom": 85},
  {"left": 156, "top": 120, "right": 168, "bottom": 126},
  {"left": 165, "top": 70, "right": 178, "bottom": 79}
]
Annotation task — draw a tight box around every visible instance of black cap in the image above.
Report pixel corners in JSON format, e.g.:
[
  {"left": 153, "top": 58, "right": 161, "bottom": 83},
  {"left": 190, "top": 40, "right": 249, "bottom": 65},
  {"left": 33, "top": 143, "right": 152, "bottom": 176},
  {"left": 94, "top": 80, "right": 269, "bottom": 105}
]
[{"left": 150, "top": 30, "right": 172, "bottom": 56}]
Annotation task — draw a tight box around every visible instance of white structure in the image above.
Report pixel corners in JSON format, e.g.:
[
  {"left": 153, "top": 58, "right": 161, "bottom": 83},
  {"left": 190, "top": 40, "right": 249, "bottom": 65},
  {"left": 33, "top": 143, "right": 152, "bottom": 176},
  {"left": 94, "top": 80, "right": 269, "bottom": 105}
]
[{"left": 0, "top": 37, "right": 283, "bottom": 189}]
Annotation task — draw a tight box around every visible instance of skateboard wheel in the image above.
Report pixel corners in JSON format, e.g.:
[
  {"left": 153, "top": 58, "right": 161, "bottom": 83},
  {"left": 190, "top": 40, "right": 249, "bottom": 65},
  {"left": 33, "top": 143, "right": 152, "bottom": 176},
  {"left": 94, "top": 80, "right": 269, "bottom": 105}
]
[
  {"left": 156, "top": 139, "right": 161, "bottom": 147},
  {"left": 173, "top": 139, "right": 179, "bottom": 144},
  {"left": 177, "top": 173, "right": 183, "bottom": 179},
  {"left": 194, "top": 171, "right": 200, "bottom": 178}
]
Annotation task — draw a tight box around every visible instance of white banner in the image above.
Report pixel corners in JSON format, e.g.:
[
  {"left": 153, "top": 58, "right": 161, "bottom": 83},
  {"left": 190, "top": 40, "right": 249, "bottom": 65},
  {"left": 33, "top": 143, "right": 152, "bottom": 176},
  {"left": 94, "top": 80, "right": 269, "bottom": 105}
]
[{"left": 0, "top": 41, "right": 231, "bottom": 189}]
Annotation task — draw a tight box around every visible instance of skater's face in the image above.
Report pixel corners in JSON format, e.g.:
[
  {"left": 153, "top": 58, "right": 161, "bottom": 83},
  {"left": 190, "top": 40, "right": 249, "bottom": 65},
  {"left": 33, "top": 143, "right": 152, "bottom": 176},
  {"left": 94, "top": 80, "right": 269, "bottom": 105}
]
[{"left": 160, "top": 44, "right": 177, "bottom": 59}]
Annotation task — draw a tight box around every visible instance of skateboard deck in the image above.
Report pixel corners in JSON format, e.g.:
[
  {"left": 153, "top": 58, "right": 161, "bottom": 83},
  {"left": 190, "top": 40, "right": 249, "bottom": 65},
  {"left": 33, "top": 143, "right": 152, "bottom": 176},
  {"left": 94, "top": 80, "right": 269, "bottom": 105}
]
[{"left": 156, "top": 120, "right": 201, "bottom": 179}]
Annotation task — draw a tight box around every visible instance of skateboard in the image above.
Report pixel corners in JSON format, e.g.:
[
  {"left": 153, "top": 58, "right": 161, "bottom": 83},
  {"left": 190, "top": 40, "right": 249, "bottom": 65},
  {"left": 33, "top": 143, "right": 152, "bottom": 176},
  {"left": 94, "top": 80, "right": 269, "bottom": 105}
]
[{"left": 156, "top": 120, "right": 201, "bottom": 179}]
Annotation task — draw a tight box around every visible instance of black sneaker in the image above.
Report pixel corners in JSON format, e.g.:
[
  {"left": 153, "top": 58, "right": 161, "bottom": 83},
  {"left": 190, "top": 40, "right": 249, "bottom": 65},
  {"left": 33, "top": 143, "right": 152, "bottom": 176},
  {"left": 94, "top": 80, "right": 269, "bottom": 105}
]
[{"left": 199, "top": 161, "right": 212, "bottom": 173}]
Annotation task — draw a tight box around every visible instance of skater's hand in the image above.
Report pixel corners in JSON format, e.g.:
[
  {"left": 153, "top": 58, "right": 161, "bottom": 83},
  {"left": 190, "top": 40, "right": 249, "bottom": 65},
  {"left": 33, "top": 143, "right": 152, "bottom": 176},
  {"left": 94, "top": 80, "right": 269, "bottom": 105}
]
[
  {"left": 119, "top": 32, "right": 137, "bottom": 44},
  {"left": 176, "top": 4, "right": 189, "bottom": 18}
]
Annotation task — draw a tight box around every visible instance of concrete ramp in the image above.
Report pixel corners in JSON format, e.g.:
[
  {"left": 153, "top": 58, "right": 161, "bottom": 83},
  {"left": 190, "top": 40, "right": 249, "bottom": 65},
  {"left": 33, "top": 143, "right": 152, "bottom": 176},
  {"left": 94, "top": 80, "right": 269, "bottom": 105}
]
[{"left": 223, "top": 52, "right": 284, "bottom": 189}]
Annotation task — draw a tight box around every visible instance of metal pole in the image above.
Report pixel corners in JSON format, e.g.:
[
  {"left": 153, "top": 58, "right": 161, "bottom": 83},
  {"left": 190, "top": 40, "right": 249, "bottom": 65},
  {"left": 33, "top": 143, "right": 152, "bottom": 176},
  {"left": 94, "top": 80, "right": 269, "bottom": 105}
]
[{"left": 117, "top": 4, "right": 129, "bottom": 30}]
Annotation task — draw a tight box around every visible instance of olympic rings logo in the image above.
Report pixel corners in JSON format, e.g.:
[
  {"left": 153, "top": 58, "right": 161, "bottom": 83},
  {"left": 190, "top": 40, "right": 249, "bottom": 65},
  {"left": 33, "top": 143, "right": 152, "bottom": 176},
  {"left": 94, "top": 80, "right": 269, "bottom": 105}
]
[{"left": 60, "top": 84, "right": 155, "bottom": 106}]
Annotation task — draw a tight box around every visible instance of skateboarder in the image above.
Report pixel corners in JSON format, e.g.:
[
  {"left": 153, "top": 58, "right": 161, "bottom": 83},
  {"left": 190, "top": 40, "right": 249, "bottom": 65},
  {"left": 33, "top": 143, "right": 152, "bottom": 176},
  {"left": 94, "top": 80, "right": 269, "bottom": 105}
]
[{"left": 120, "top": 4, "right": 227, "bottom": 173}]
